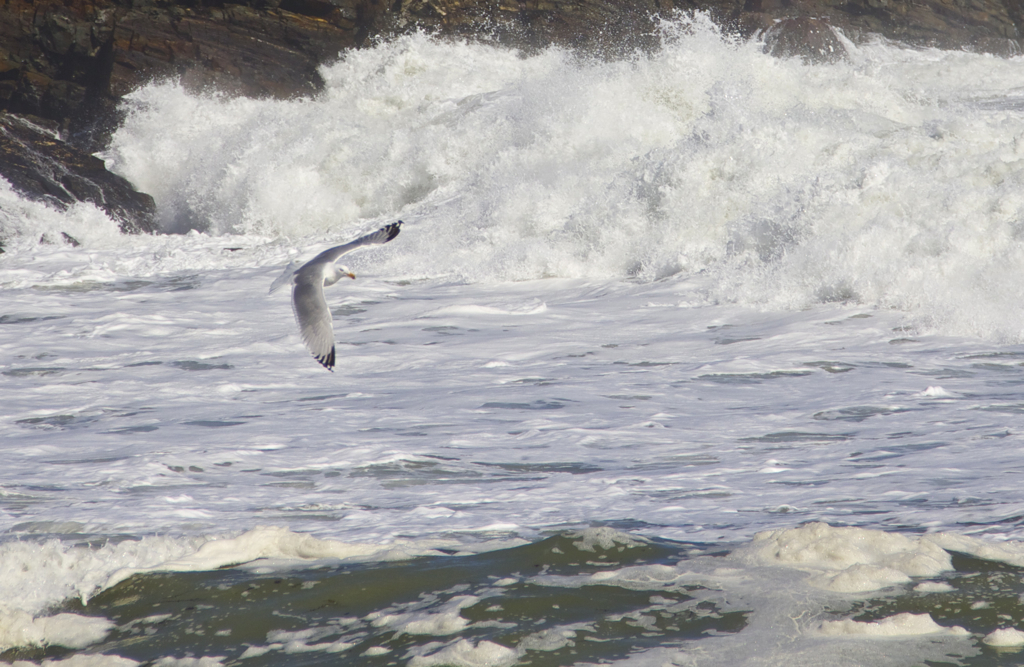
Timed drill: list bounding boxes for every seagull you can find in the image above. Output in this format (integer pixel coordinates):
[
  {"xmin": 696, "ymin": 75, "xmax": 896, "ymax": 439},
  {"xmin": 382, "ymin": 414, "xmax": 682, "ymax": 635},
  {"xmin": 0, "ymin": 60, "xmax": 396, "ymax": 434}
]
[{"xmin": 270, "ymin": 221, "xmax": 402, "ymax": 370}]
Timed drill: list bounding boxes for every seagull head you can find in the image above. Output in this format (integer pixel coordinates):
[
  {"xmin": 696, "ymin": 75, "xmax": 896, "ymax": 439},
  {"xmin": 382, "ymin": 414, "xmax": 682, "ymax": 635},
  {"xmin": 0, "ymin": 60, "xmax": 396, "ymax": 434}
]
[{"xmin": 340, "ymin": 266, "xmax": 356, "ymax": 279}]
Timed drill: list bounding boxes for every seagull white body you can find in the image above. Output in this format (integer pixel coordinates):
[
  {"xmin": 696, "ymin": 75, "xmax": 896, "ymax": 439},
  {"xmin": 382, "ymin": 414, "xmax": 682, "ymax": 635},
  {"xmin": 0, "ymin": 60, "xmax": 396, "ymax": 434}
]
[{"xmin": 270, "ymin": 221, "xmax": 401, "ymax": 370}]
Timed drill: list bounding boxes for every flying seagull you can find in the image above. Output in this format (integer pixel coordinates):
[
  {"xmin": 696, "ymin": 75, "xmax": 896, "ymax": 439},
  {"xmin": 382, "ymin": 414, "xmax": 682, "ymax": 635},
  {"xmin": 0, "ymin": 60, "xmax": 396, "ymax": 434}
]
[{"xmin": 270, "ymin": 221, "xmax": 402, "ymax": 370}]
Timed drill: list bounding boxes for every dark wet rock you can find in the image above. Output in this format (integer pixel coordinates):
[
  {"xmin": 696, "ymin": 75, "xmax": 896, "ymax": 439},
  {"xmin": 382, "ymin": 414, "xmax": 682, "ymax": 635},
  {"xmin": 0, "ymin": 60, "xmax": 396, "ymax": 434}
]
[
  {"xmin": 379, "ymin": 0, "xmax": 676, "ymax": 55},
  {"xmin": 0, "ymin": 112, "xmax": 157, "ymax": 234},
  {"xmin": 739, "ymin": 0, "xmax": 1021, "ymax": 54},
  {"xmin": 0, "ymin": 0, "xmax": 389, "ymax": 235},
  {"xmin": 0, "ymin": 0, "xmax": 390, "ymax": 153},
  {"xmin": 38, "ymin": 231, "xmax": 83, "ymax": 246},
  {"xmin": 763, "ymin": 17, "xmax": 847, "ymax": 63},
  {"xmin": 381, "ymin": 0, "xmax": 1024, "ymax": 55}
]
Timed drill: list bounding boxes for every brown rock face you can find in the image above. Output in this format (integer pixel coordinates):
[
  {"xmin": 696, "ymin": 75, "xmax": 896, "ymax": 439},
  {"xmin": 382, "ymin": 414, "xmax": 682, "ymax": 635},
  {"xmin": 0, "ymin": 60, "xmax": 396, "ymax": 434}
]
[
  {"xmin": 382, "ymin": 0, "xmax": 675, "ymax": 54},
  {"xmin": 381, "ymin": 0, "xmax": 1024, "ymax": 55},
  {"xmin": 0, "ymin": 0, "xmax": 389, "ymax": 151},
  {"xmin": 0, "ymin": 0, "xmax": 387, "ymax": 235},
  {"xmin": 763, "ymin": 17, "xmax": 847, "ymax": 63},
  {"xmin": 0, "ymin": 112, "xmax": 157, "ymax": 233},
  {"xmin": 740, "ymin": 0, "xmax": 1021, "ymax": 55}
]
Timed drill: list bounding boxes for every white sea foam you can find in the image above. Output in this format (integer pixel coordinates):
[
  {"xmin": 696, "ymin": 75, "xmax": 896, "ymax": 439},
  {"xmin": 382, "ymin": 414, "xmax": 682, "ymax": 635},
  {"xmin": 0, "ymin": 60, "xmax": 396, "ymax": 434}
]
[
  {"xmin": 407, "ymin": 638, "xmax": 519, "ymax": 667},
  {"xmin": 10, "ymin": 656, "xmax": 141, "ymax": 667},
  {"xmin": 266, "ymin": 627, "xmax": 356, "ymax": 654},
  {"xmin": 517, "ymin": 624, "xmax": 593, "ymax": 652},
  {"xmin": 734, "ymin": 522, "xmax": 952, "ymax": 592},
  {"xmin": 914, "ymin": 581, "xmax": 955, "ymax": 593},
  {"xmin": 368, "ymin": 595, "xmax": 479, "ymax": 636},
  {"xmin": 0, "ymin": 611, "xmax": 114, "ymax": 651},
  {"xmin": 8, "ymin": 23, "xmax": 1024, "ymax": 339},
  {"xmin": 0, "ymin": 522, "xmax": 999, "ymax": 664},
  {"xmin": 928, "ymin": 531, "xmax": 1024, "ymax": 568},
  {"xmin": 570, "ymin": 526, "xmax": 649, "ymax": 552},
  {"xmin": 546, "ymin": 525, "xmax": 955, "ymax": 597},
  {"xmin": 818, "ymin": 612, "xmax": 968, "ymax": 637},
  {"xmin": 241, "ymin": 619, "xmax": 364, "ymax": 657},
  {"xmin": 104, "ymin": 525, "xmax": 461, "ymax": 588},
  {"xmin": 0, "ymin": 179, "xmax": 123, "ymax": 252},
  {"xmin": 7, "ymin": 19, "xmax": 1024, "ymax": 667},
  {"xmin": 0, "ymin": 527, "xmax": 500, "ymax": 652},
  {"xmin": 919, "ymin": 385, "xmax": 955, "ymax": 398},
  {"xmin": 87, "ymin": 21, "xmax": 1024, "ymax": 340},
  {"xmin": 0, "ymin": 533, "xmax": 207, "ymax": 651},
  {"xmin": 983, "ymin": 627, "xmax": 1024, "ymax": 647}
]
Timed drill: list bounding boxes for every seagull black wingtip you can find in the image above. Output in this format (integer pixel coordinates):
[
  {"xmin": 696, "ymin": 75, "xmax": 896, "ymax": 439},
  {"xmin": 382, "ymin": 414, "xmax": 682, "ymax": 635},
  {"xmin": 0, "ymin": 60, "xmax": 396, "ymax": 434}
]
[
  {"xmin": 316, "ymin": 346, "xmax": 336, "ymax": 371},
  {"xmin": 385, "ymin": 221, "xmax": 402, "ymax": 242}
]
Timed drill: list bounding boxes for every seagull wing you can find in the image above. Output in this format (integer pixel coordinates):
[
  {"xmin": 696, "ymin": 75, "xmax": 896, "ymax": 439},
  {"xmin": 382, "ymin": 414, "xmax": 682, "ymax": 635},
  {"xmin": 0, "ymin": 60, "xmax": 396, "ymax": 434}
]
[
  {"xmin": 292, "ymin": 278, "xmax": 336, "ymax": 370},
  {"xmin": 312, "ymin": 220, "xmax": 402, "ymax": 265}
]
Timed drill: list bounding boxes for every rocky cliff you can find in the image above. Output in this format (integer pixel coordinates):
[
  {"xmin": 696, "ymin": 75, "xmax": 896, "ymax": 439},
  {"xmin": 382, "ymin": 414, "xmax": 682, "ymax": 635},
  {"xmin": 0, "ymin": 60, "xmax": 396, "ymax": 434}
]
[{"xmin": 0, "ymin": 0, "xmax": 1021, "ymax": 235}]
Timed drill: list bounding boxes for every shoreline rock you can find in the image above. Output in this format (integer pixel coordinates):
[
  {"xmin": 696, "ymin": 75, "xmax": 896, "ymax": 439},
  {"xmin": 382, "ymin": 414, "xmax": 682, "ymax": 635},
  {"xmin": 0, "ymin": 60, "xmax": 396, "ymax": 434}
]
[
  {"xmin": 0, "ymin": 0, "xmax": 388, "ymax": 237},
  {"xmin": 0, "ymin": 112, "xmax": 157, "ymax": 234},
  {"xmin": 762, "ymin": 17, "xmax": 848, "ymax": 64}
]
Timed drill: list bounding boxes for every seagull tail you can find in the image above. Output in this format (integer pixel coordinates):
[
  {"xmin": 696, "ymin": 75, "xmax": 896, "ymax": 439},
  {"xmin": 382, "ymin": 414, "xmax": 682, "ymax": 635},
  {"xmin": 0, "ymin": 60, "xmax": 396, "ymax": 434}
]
[{"xmin": 269, "ymin": 260, "xmax": 302, "ymax": 294}]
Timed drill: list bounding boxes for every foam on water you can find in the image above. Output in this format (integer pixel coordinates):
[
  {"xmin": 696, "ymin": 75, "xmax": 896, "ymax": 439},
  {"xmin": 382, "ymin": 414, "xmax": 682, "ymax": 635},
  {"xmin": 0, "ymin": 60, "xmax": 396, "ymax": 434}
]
[
  {"xmin": 0, "ymin": 535, "xmax": 202, "ymax": 653},
  {"xmin": 5, "ymin": 19, "xmax": 1024, "ymax": 339},
  {"xmin": 0, "ymin": 526, "xmax": 512, "ymax": 653},
  {"xmin": 407, "ymin": 639, "xmax": 518, "ymax": 667},
  {"xmin": 0, "ymin": 180, "xmax": 123, "ymax": 253},
  {"xmin": 818, "ymin": 613, "xmax": 968, "ymax": 637},
  {"xmin": 102, "ymin": 525, "xmax": 490, "ymax": 588},
  {"xmin": 983, "ymin": 627, "xmax": 1024, "ymax": 646},
  {"xmin": 3, "ymin": 523, "xmax": 1015, "ymax": 664},
  {"xmin": 8, "ymin": 15, "xmax": 1024, "ymax": 666},
  {"xmin": 10, "ymin": 657, "xmax": 142, "ymax": 667},
  {"xmin": 735, "ymin": 522, "xmax": 952, "ymax": 592},
  {"xmin": 85, "ymin": 18, "xmax": 1024, "ymax": 339}
]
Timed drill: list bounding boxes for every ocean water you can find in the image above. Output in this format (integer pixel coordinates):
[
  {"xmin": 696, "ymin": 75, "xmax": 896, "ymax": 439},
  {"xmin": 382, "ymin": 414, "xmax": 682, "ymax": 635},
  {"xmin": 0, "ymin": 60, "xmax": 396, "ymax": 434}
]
[{"xmin": 8, "ymin": 14, "xmax": 1024, "ymax": 665}]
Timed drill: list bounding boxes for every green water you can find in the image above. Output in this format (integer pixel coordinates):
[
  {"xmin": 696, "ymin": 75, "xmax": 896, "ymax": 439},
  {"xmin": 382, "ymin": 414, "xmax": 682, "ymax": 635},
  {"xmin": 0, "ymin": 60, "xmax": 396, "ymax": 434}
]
[
  {"xmin": 8, "ymin": 533, "xmax": 1024, "ymax": 666},
  {"xmin": 1, "ymin": 533, "xmax": 742, "ymax": 666},
  {"xmin": 849, "ymin": 551, "xmax": 1024, "ymax": 667}
]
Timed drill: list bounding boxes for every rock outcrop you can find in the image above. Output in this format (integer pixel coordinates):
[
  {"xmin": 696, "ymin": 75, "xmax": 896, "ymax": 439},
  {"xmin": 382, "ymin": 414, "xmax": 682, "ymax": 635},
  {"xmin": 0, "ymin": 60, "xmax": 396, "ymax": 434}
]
[
  {"xmin": 0, "ymin": 0, "xmax": 390, "ymax": 152},
  {"xmin": 380, "ymin": 0, "xmax": 1022, "ymax": 56},
  {"xmin": 0, "ymin": 112, "xmax": 156, "ymax": 233},
  {"xmin": 0, "ymin": 0, "xmax": 389, "ymax": 235},
  {"xmin": 762, "ymin": 17, "xmax": 848, "ymax": 63}
]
